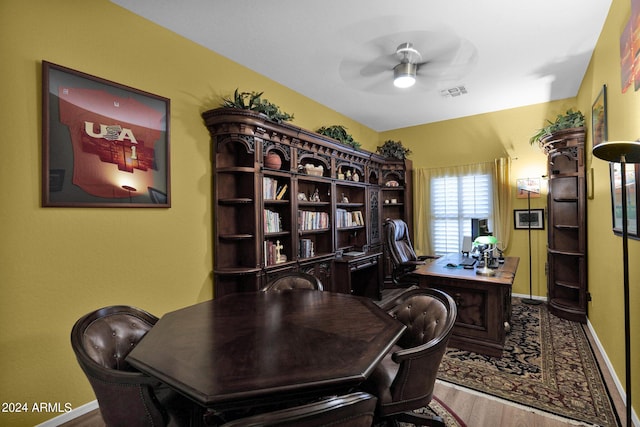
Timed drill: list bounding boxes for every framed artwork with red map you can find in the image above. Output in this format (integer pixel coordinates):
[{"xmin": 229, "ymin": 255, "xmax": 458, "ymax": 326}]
[{"xmin": 42, "ymin": 61, "xmax": 170, "ymax": 207}]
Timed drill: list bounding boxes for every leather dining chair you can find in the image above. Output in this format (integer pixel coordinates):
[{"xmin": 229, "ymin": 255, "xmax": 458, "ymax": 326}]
[
  {"xmin": 261, "ymin": 271, "xmax": 323, "ymax": 291},
  {"xmin": 361, "ymin": 288, "xmax": 457, "ymax": 427},
  {"xmin": 217, "ymin": 392, "xmax": 377, "ymax": 427},
  {"xmin": 71, "ymin": 305, "xmax": 200, "ymax": 427},
  {"xmin": 384, "ymin": 218, "xmax": 438, "ymax": 285}
]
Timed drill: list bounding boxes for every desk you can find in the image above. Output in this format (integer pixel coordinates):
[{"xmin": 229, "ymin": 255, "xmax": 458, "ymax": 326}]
[
  {"xmin": 332, "ymin": 251, "xmax": 383, "ymax": 299},
  {"xmin": 411, "ymin": 253, "xmax": 519, "ymax": 357},
  {"xmin": 126, "ymin": 291, "xmax": 405, "ymax": 412}
]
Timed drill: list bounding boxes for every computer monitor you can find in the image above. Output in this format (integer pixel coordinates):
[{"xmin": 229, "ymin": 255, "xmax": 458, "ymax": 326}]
[{"xmin": 471, "ymin": 218, "xmax": 490, "ymax": 241}]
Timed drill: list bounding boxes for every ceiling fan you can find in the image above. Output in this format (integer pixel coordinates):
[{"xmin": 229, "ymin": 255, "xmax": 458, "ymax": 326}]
[{"xmin": 339, "ymin": 30, "xmax": 478, "ymax": 94}]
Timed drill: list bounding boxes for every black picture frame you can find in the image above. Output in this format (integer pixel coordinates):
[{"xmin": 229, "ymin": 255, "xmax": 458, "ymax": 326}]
[
  {"xmin": 514, "ymin": 209, "xmax": 545, "ymax": 230},
  {"xmin": 42, "ymin": 61, "xmax": 170, "ymax": 207},
  {"xmin": 609, "ymin": 162, "xmax": 639, "ymax": 237},
  {"xmin": 592, "ymin": 84, "xmax": 607, "ymax": 149}
]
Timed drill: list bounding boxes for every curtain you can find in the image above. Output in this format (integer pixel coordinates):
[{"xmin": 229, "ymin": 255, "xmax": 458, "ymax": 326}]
[{"xmin": 413, "ymin": 158, "xmax": 512, "ymax": 255}]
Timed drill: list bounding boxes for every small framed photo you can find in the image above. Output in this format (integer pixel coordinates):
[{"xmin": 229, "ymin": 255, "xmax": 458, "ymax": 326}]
[
  {"xmin": 42, "ymin": 61, "xmax": 170, "ymax": 207},
  {"xmin": 514, "ymin": 209, "xmax": 545, "ymax": 230}
]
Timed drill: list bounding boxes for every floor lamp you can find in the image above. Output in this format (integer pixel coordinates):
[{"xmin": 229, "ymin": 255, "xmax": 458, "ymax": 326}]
[
  {"xmin": 522, "ymin": 185, "xmax": 542, "ymax": 306},
  {"xmin": 593, "ymin": 140, "xmax": 640, "ymax": 427}
]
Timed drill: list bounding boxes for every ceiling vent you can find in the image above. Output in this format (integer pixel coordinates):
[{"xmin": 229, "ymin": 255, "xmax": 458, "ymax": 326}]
[{"xmin": 440, "ymin": 86, "xmax": 468, "ymax": 98}]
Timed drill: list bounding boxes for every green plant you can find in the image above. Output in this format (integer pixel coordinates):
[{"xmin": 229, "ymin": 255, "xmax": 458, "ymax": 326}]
[
  {"xmin": 222, "ymin": 89, "xmax": 294, "ymax": 123},
  {"xmin": 316, "ymin": 125, "xmax": 361, "ymax": 149},
  {"xmin": 529, "ymin": 109, "xmax": 585, "ymax": 145},
  {"xmin": 376, "ymin": 140, "xmax": 412, "ymax": 159}
]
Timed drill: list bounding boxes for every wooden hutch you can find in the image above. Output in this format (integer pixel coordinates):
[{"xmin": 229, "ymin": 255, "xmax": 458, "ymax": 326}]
[
  {"xmin": 541, "ymin": 127, "xmax": 588, "ymax": 322},
  {"xmin": 202, "ymin": 108, "xmax": 413, "ymax": 298}
]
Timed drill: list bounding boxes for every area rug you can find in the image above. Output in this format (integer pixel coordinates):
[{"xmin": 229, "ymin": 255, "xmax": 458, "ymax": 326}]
[
  {"xmin": 437, "ymin": 298, "xmax": 619, "ymax": 426},
  {"xmin": 392, "ymin": 396, "xmax": 466, "ymax": 427}
]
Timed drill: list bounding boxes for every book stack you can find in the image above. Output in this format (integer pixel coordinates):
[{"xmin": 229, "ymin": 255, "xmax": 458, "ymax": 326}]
[
  {"xmin": 264, "ymin": 209, "xmax": 282, "ymax": 233},
  {"xmin": 298, "ymin": 210, "xmax": 329, "ymax": 231},
  {"xmin": 263, "ymin": 177, "xmax": 287, "ymax": 200},
  {"xmin": 336, "ymin": 209, "xmax": 364, "ymax": 228},
  {"xmin": 264, "ymin": 240, "xmax": 284, "ymax": 265},
  {"xmin": 299, "ymin": 238, "xmax": 315, "ymax": 258}
]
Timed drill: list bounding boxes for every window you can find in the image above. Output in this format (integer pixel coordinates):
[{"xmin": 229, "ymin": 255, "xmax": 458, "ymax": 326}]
[{"xmin": 431, "ymin": 173, "xmax": 492, "ymax": 255}]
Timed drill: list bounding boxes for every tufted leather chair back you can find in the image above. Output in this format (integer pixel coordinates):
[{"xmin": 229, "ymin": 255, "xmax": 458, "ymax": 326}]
[
  {"xmin": 71, "ymin": 306, "xmax": 168, "ymax": 427},
  {"xmin": 385, "ymin": 218, "xmax": 419, "ymax": 266},
  {"xmin": 218, "ymin": 392, "xmax": 377, "ymax": 427},
  {"xmin": 81, "ymin": 307, "xmax": 156, "ymax": 371},
  {"xmin": 261, "ymin": 271, "xmax": 323, "ymax": 291},
  {"xmin": 361, "ymin": 288, "xmax": 456, "ymax": 425}
]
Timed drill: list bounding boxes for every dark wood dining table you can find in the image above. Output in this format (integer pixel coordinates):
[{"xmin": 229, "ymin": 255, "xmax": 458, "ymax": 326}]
[{"xmin": 126, "ymin": 290, "xmax": 405, "ymax": 412}]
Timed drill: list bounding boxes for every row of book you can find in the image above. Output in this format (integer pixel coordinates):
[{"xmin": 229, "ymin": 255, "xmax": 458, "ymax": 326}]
[
  {"xmin": 264, "ymin": 209, "xmax": 282, "ymax": 233},
  {"xmin": 264, "ymin": 240, "xmax": 285, "ymax": 266},
  {"xmin": 299, "ymin": 238, "xmax": 315, "ymax": 258},
  {"xmin": 263, "ymin": 177, "xmax": 287, "ymax": 200},
  {"xmin": 298, "ymin": 210, "xmax": 330, "ymax": 231},
  {"xmin": 336, "ymin": 209, "xmax": 364, "ymax": 228}
]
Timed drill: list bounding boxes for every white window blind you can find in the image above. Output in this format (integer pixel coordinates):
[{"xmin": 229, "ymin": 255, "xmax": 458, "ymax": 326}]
[{"xmin": 431, "ymin": 173, "xmax": 492, "ymax": 255}]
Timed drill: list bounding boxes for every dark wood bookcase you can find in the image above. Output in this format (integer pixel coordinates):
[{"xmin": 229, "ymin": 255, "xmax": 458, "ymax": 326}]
[
  {"xmin": 202, "ymin": 108, "xmax": 413, "ymax": 297},
  {"xmin": 541, "ymin": 127, "xmax": 588, "ymax": 323}
]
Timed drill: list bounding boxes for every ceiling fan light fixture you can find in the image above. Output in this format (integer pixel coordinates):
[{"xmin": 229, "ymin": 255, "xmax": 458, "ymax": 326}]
[{"xmin": 393, "ymin": 62, "xmax": 417, "ymax": 88}]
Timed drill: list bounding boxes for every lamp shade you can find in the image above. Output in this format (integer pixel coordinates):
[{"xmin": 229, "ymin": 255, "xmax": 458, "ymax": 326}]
[
  {"xmin": 473, "ymin": 235, "xmax": 497, "ymax": 246},
  {"xmin": 592, "ymin": 140, "xmax": 640, "ymax": 163},
  {"xmin": 393, "ymin": 62, "xmax": 417, "ymax": 88}
]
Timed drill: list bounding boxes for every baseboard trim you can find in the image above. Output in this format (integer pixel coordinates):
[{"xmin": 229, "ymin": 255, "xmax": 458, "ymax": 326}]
[
  {"xmin": 35, "ymin": 400, "xmax": 98, "ymax": 427},
  {"xmin": 512, "ymin": 292, "xmax": 547, "ymax": 302},
  {"xmin": 586, "ymin": 319, "xmax": 639, "ymax": 427}
]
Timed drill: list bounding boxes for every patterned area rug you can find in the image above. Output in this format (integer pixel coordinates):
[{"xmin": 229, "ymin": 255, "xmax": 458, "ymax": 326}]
[
  {"xmin": 437, "ymin": 298, "xmax": 619, "ymax": 426},
  {"xmin": 391, "ymin": 396, "xmax": 466, "ymax": 427}
]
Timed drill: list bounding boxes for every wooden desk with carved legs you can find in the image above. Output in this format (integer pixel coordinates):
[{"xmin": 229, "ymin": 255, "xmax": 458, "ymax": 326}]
[{"xmin": 411, "ymin": 254, "xmax": 519, "ymax": 357}]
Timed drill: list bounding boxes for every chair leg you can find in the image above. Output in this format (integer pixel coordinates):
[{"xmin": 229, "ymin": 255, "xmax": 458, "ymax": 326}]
[{"xmin": 393, "ymin": 411, "xmax": 445, "ymax": 427}]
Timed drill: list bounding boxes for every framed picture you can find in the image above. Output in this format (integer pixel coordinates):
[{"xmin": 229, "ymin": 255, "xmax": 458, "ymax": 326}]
[
  {"xmin": 592, "ymin": 85, "xmax": 607, "ymax": 149},
  {"xmin": 609, "ymin": 162, "xmax": 639, "ymax": 236},
  {"xmin": 514, "ymin": 209, "xmax": 545, "ymax": 230},
  {"xmin": 516, "ymin": 178, "xmax": 541, "ymax": 198},
  {"xmin": 42, "ymin": 61, "xmax": 170, "ymax": 207}
]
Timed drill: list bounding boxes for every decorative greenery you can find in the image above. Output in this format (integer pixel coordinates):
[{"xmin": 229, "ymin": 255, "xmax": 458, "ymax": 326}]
[
  {"xmin": 376, "ymin": 140, "xmax": 412, "ymax": 159},
  {"xmin": 316, "ymin": 125, "xmax": 361, "ymax": 149},
  {"xmin": 529, "ymin": 109, "xmax": 585, "ymax": 145},
  {"xmin": 222, "ymin": 89, "xmax": 294, "ymax": 123}
]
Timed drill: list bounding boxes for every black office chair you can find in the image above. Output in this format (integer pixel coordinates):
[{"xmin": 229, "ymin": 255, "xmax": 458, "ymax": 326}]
[
  {"xmin": 218, "ymin": 392, "xmax": 377, "ymax": 427},
  {"xmin": 361, "ymin": 288, "xmax": 457, "ymax": 426},
  {"xmin": 384, "ymin": 218, "xmax": 437, "ymax": 285},
  {"xmin": 71, "ymin": 305, "xmax": 200, "ymax": 427},
  {"xmin": 261, "ymin": 271, "xmax": 323, "ymax": 291}
]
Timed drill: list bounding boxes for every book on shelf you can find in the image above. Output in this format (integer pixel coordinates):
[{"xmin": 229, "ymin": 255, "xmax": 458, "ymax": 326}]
[
  {"xmin": 336, "ymin": 209, "xmax": 364, "ymax": 227},
  {"xmin": 275, "ymin": 184, "xmax": 288, "ymax": 200},
  {"xmin": 299, "ymin": 238, "xmax": 315, "ymax": 258},
  {"xmin": 298, "ymin": 210, "xmax": 329, "ymax": 231},
  {"xmin": 264, "ymin": 240, "xmax": 286, "ymax": 266},
  {"xmin": 263, "ymin": 177, "xmax": 277, "ymax": 200},
  {"xmin": 263, "ymin": 209, "xmax": 282, "ymax": 233}
]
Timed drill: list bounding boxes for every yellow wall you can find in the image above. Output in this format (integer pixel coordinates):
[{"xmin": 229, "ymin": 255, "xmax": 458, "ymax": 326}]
[
  {"xmin": 1, "ymin": 0, "xmax": 637, "ymax": 425},
  {"xmin": 0, "ymin": 1, "xmax": 376, "ymax": 425}
]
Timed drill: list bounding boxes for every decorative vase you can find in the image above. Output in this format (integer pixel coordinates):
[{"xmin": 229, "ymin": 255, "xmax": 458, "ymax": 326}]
[{"xmin": 264, "ymin": 152, "xmax": 282, "ymax": 169}]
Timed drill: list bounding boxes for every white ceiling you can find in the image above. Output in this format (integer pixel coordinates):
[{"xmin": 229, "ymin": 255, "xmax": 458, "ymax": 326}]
[{"xmin": 111, "ymin": 0, "xmax": 612, "ymax": 132}]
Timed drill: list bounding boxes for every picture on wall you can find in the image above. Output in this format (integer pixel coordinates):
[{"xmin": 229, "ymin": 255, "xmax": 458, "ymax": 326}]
[
  {"xmin": 591, "ymin": 85, "xmax": 607, "ymax": 149},
  {"xmin": 610, "ymin": 162, "xmax": 639, "ymax": 236},
  {"xmin": 515, "ymin": 178, "xmax": 541, "ymax": 199},
  {"xmin": 42, "ymin": 61, "xmax": 171, "ymax": 207},
  {"xmin": 514, "ymin": 209, "xmax": 545, "ymax": 230}
]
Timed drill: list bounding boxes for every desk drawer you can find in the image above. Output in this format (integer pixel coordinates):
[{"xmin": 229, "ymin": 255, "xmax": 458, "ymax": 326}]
[{"xmin": 350, "ymin": 257, "xmax": 377, "ymax": 271}]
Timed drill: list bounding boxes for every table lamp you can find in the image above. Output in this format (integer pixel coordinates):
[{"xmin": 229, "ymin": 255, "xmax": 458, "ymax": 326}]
[
  {"xmin": 592, "ymin": 139, "xmax": 640, "ymax": 427},
  {"xmin": 474, "ymin": 235, "xmax": 497, "ymax": 276}
]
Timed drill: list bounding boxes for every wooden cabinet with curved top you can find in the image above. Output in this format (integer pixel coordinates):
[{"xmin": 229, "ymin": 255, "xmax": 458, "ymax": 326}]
[
  {"xmin": 202, "ymin": 108, "xmax": 413, "ymax": 298},
  {"xmin": 542, "ymin": 127, "xmax": 588, "ymax": 323}
]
